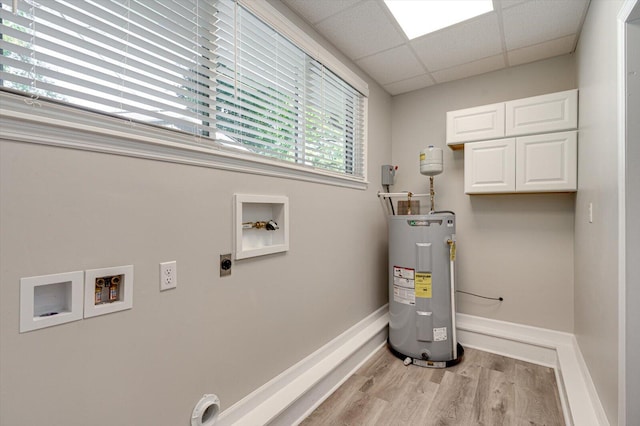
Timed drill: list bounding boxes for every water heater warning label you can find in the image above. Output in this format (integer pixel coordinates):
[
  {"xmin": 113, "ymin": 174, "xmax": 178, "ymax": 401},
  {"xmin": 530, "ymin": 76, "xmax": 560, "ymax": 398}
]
[
  {"xmin": 393, "ymin": 266, "xmax": 414, "ymax": 279},
  {"xmin": 415, "ymin": 273, "xmax": 432, "ymax": 298},
  {"xmin": 393, "ymin": 286, "xmax": 415, "ymax": 305},
  {"xmin": 393, "ymin": 266, "xmax": 415, "ymax": 305}
]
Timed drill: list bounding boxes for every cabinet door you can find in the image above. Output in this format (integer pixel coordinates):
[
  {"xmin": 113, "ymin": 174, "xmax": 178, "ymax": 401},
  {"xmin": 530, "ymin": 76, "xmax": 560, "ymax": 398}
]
[
  {"xmin": 516, "ymin": 131, "xmax": 577, "ymax": 192},
  {"xmin": 464, "ymin": 139, "xmax": 516, "ymax": 194},
  {"xmin": 446, "ymin": 102, "xmax": 505, "ymax": 146},
  {"xmin": 505, "ymin": 89, "xmax": 577, "ymax": 136}
]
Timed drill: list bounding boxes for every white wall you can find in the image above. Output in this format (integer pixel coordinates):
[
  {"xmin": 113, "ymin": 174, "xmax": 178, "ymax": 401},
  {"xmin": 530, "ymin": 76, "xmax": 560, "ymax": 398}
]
[
  {"xmin": 391, "ymin": 55, "xmax": 577, "ymax": 332},
  {"xmin": 574, "ymin": 1, "xmax": 625, "ymax": 424},
  {"xmin": 0, "ymin": 5, "xmax": 392, "ymax": 426}
]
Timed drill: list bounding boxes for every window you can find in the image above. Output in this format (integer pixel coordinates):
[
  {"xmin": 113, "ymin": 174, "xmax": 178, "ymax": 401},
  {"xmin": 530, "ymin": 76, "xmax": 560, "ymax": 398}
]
[
  {"xmin": 0, "ymin": 0, "xmax": 368, "ymax": 183},
  {"xmin": 215, "ymin": 0, "xmax": 365, "ymax": 178}
]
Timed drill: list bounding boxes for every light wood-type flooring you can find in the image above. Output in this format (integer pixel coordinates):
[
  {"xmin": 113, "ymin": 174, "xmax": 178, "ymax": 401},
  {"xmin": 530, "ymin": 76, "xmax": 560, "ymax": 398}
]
[{"xmin": 301, "ymin": 346, "xmax": 565, "ymax": 426}]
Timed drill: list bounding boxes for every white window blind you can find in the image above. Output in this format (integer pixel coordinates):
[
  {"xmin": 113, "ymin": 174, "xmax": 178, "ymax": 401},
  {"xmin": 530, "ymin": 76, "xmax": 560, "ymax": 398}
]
[
  {"xmin": 214, "ymin": 0, "xmax": 366, "ymax": 178},
  {"xmin": 0, "ymin": 0, "xmax": 217, "ymax": 139},
  {"xmin": 0, "ymin": 0, "xmax": 367, "ymax": 181}
]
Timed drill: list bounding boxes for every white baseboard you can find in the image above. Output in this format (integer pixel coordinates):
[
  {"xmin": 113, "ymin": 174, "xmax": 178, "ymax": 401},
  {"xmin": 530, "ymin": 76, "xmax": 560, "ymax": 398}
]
[
  {"xmin": 215, "ymin": 305, "xmax": 389, "ymax": 426},
  {"xmin": 456, "ymin": 313, "xmax": 609, "ymax": 426},
  {"xmin": 216, "ymin": 307, "xmax": 608, "ymax": 426}
]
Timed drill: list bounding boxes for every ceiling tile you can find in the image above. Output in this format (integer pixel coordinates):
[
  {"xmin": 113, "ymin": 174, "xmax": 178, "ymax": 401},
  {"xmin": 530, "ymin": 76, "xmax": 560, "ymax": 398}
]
[
  {"xmin": 356, "ymin": 46, "xmax": 424, "ymax": 85},
  {"xmin": 507, "ymin": 34, "xmax": 576, "ymax": 66},
  {"xmin": 502, "ymin": 0, "xmax": 589, "ymax": 50},
  {"xmin": 383, "ymin": 75, "xmax": 435, "ymax": 96},
  {"xmin": 315, "ymin": 1, "xmax": 405, "ymax": 60},
  {"xmin": 281, "ymin": 0, "xmax": 361, "ymax": 25},
  {"xmin": 411, "ymin": 12, "xmax": 503, "ymax": 71},
  {"xmin": 279, "ymin": 0, "xmax": 591, "ymax": 95},
  {"xmin": 431, "ymin": 54, "xmax": 506, "ymax": 84}
]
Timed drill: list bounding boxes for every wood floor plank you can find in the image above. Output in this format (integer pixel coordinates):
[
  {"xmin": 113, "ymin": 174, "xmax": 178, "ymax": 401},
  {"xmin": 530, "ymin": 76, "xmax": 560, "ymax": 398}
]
[
  {"xmin": 357, "ymin": 345, "xmax": 398, "ymax": 379},
  {"xmin": 468, "ymin": 367, "xmax": 515, "ymax": 426},
  {"xmin": 360, "ymin": 353, "xmax": 412, "ymax": 403},
  {"xmin": 339, "ymin": 391, "xmax": 389, "ymax": 425},
  {"xmin": 302, "ymin": 346, "xmax": 565, "ymax": 426},
  {"xmin": 373, "ymin": 372, "xmax": 439, "ymax": 425},
  {"xmin": 300, "ymin": 374, "xmax": 370, "ymax": 425},
  {"xmin": 422, "ymin": 370, "xmax": 479, "ymax": 426},
  {"xmin": 478, "ymin": 350, "xmax": 517, "ymax": 377},
  {"xmin": 514, "ymin": 361, "xmax": 565, "ymax": 426},
  {"xmin": 425, "ymin": 367, "xmax": 446, "ymax": 385},
  {"xmin": 447, "ymin": 347, "xmax": 483, "ymax": 381},
  {"xmin": 514, "ymin": 386, "xmax": 565, "ymax": 426}
]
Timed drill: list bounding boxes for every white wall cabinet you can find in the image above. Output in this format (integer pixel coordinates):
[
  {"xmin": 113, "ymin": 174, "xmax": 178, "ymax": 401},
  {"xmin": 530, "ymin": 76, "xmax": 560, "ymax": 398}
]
[
  {"xmin": 505, "ymin": 89, "xmax": 578, "ymax": 137},
  {"xmin": 446, "ymin": 103, "xmax": 505, "ymax": 145},
  {"xmin": 465, "ymin": 131, "xmax": 577, "ymax": 194},
  {"xmin": 516, "ymin": 131, "xmax": 577, "ymax": 192},
  {"xmin": 447, "ymin": 89, "xmax": 578, "ymax": 149},
  {"xmin": 464, "ymin": 138, "xmax": 516, "ymax": 193}
]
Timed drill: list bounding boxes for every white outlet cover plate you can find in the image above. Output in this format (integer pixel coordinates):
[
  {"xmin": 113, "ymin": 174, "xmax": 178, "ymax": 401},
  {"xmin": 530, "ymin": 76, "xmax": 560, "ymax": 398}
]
[
  {"xmin": 84, "ymin": 265, "xmax": 134, "ymax": 318},
  {"xmin": 160, "ymin": 261, "xmax": 177, "ymax": 291}
]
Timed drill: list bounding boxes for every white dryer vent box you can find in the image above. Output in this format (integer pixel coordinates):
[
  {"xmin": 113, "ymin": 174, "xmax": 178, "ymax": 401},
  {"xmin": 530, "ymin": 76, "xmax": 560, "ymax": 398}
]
[{"xmin": 20, "ymin": 271, "xmax": 84, "ymax": 333}]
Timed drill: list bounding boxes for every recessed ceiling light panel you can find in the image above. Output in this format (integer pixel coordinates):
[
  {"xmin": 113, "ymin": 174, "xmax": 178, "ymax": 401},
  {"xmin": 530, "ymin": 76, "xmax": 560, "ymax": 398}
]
[{"xmin": 384, "ymin": 0, "xmax": 494, "ymax": 39}]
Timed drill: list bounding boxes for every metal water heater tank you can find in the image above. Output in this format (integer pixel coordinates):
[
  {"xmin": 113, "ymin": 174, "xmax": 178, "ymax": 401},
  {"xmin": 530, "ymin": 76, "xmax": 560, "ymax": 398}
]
[{"xmin": 388, "ymin": 212, "xmax": 462, "ymax": 367}]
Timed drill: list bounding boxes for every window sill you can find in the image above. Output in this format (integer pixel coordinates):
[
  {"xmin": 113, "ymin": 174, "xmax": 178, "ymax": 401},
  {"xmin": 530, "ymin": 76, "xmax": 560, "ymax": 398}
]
[{"xmin": 0, "ymin": 93, "xmax": 368, "ymax": 190}]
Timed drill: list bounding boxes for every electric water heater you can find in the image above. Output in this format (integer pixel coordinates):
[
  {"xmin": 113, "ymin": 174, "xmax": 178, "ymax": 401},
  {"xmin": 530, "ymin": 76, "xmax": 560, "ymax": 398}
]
[{"xmin": 388, "ymin": 212, "xmax": 462, "ymax": 367}]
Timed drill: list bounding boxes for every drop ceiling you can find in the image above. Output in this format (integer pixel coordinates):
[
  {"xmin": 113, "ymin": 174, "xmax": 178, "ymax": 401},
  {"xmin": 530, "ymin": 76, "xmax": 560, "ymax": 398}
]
[{"xmin": 281, "ymin": 0, "xmax": 591, "ymax": 95}]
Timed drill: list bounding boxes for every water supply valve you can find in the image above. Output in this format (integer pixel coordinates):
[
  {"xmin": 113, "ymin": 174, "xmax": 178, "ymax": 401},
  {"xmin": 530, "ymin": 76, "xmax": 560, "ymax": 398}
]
[{"xmin": 242, "ymin": 220, "xmax": 279, "ymax": 230}]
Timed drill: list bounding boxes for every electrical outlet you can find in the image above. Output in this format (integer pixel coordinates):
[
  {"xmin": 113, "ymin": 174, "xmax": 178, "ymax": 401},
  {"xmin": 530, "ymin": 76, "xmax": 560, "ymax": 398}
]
[
  {"xmin": 160, "ymin": 261, "xmax": 177, "ymax": 291},
  {"xmin": 220, "ymin": 254, "xmax": 232, "ymax": 277}
]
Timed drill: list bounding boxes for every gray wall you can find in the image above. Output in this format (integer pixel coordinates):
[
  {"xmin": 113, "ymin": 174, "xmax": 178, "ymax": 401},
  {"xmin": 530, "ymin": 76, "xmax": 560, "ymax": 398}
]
[
  {"xmin": 624, "ymin": 9, "xmax": 640, "ymax": 424},
  {"xmin": 574, "ymin": 0, "xmax": 625, "ymax": 424},
  {"xmin": 0, "ymin": 6, "xmax": 392, "ymax": 426},
  {"xmin": 391, "ymin": 55, "xmax": 577, "ymax": 332}
]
